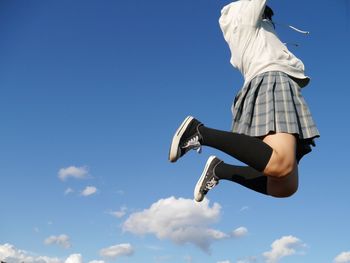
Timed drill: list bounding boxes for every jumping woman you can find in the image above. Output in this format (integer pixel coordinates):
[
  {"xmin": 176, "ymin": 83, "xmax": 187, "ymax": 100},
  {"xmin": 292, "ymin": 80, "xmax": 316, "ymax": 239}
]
[{"xmin": 169, "ymin": 0, "xmax": 320, "ymax": 202}]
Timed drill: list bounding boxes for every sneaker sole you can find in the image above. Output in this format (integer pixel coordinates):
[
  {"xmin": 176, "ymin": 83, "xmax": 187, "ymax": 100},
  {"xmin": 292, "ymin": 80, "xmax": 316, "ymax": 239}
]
[
  {"xmin": 194, "ymin": 155, "xmax": 217, "ymax": 202},
  {"xmin": 169, "ymin": 116, "xmax": 194, "ymax": 162}
]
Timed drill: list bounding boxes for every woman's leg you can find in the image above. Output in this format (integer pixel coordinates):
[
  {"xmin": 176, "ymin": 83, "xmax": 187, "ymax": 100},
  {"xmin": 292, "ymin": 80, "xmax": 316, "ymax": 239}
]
[
  {"xmin": 199, "ymin": 126, "xmax": 298, "ymax": 197},
  {"xmin": 199, "ymin": 125, "xmax": 273, "ymax": 172},
  {"xmin": 214, "ymin": 163, "xmax": 269, "ymax": 195},
  {"xmin": 263, "ymin": 133, "xmax": 298, "ymax": 197},
  {"xmin": 169, "ymin": 116, "xmax": 299, "ymax": 198}
]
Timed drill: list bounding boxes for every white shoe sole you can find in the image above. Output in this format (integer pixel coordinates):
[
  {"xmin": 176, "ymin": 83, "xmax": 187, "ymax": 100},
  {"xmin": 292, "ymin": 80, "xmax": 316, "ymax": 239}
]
[
  {"xmin": 169, "ymin": 116, "xmax": 194, "ymax": 162},
  {"xmin": 194, "ymin": 155, "xmax": 217, "ymax": 202}
]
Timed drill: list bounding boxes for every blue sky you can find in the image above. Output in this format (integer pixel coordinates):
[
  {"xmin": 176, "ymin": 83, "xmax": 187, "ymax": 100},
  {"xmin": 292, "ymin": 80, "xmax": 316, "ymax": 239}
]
[{"xmin": 1, "ymin": 0, "xmax": 350, "ymax": 262}]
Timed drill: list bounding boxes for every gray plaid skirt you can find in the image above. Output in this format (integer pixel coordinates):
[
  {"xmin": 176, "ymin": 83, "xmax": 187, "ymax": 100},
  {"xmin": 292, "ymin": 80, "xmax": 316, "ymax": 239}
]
[{"xmin": 232, "ymin": 71, "xmax": 320, "ymax": 161}]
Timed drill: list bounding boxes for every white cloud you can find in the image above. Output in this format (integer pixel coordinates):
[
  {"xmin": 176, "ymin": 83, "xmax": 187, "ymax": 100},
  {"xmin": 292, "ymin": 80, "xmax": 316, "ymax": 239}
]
[
  {"xmin": 0, "ymin": 243, "xmax": 61, "ymax": 263},
  {"xmin": 58, "ymin": 166, "xmax": 89, "ymax": 181},
  {"xmin": 263, "ymin": 236, "xmax": 306, "ymax": 263},
  {"xmin": 99, "ymin": 243, "xmax": 134, "ymax": 260},
  {"xmin": 123, "ymin": 196, "xmax": 228, "ymax": 252},
  {"xmin": 44, "ymin": 234, "xmax": 71, "ymax": 249},
  {"xmin": 36, "ymin": 257, "xmax": 62, "ymax": 263},
  {"xmin": 65, "ymin": 254, "xmax": 82, "ymax": 263},
  {"xmin": 109, "ymin": 206, "xmax": 127, "ymax": 218},
  {"xmin": 81, "ymin": 186, "xmax": 98, "ymax": 196},
  {"xmin": 334, "ymin": 251, "xmax": 350, "ymax": 263},
  {"xmin": 0, "ymin": 243, "xmax": 29, "ymax": 262},
  {"xmin": 217, "ymin": 260, "xmax": 231, "ymax": 263},
  {"xmin": 64, "ymin": 188, "xmax": 74, "ymax": 195},
  {"xmin": 232, "ymin": 227, "xmax": 248, "ymax": 238},
  {"xmin": 0, "ymin": 243, "xmax": 104, "ymax": 263}
]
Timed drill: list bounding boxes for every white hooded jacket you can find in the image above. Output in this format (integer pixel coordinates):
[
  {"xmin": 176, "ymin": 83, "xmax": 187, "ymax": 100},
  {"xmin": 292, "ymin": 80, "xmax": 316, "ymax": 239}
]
[{"xmin": 219, "ymin": 0, "xmax": 310, "ymax": 87}]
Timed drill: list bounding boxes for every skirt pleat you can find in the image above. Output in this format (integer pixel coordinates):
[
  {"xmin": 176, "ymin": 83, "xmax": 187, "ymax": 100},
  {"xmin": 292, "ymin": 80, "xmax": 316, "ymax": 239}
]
[{"xmin": 232, "ymin": 71, "xmax": 320, "ymax": 160}]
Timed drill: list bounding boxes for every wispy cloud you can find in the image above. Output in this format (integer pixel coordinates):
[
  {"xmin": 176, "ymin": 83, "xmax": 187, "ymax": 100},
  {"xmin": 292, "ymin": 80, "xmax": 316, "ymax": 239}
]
[
  {"xmin": 232, "ymin": 227, "xmax": 248, "ymax": 238},
  {"xmin": 123, "ymin": 196, "xmax": 229, "ymax": 252},
  {"xmin": 239, "ymin": 206, "xmax": 250, "ymax": 213},
  {"xmin": 44, "ymin": 234, "xmax": 71, "ymax": 249},
  {"xmin": 116, "ymin": 190, "xmax": 125, "ymax": 195},
  {"xmin": 145, "ymin": 245, "xmax": 163, "ymax": 251},
  {"xmin": 81, "ymin": 186, "xmax": 98, "ymax": 196},
  {"xmin": 58, "ymin": 166, "xmax": 89, "ymax": 181},
  {"xmin": 109, "ymin": 206, "xmax": 127, "ymax": 218},
  {"xmin": 64, "ymin": 188, "xmax": 74, "ymax": 195},
  {"xmin": 263, "ymin": 236, "xmax": 306, "ymax": 263},
  {"xmin": 99, "ymin": 243, "xmax": 134, "ymax": 260},
  {"xmin": 334, "ymin": 251, "xmax": 350, "ymax": 263}
]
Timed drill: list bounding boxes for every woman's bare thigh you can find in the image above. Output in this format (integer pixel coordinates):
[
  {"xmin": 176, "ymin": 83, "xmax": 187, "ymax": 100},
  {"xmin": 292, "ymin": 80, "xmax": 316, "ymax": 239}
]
[
  {"xmin": 262, "ymin": 133, "xmax": 297, "ymax": 177},
  {"xmin": 262, "ymin": 133, "xmax": 299, "ymax": 197}
]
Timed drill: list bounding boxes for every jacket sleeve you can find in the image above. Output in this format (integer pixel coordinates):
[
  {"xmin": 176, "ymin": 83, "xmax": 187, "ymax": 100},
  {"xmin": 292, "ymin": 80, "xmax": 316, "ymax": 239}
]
[{"xmin": 241, "ymin": 0, "xmax": 267, "ymax": 26}]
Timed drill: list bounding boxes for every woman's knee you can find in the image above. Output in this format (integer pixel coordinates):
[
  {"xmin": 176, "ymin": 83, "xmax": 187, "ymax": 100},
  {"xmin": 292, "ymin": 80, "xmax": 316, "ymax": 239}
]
[
  {"xmin": 267, "ymin": 169, "xmax": 299, "ymax": 198},
  {"xmin": 262, "ymin": 132, "xmax": 297, "ymax": 178},
  {"xmin": 264, "ymin": 151, "xmax": 296, "ymax": 178}
]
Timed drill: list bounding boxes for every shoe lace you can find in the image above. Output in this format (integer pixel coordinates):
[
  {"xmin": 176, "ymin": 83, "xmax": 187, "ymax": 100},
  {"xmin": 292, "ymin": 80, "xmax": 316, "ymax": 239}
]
[
  {"xmin": 182, "ymin": 135, "xmax": 202, "ymax": 153},
  {"xmin": 205, "ymin": 177, "xmax": 218, "ymax": 190}
]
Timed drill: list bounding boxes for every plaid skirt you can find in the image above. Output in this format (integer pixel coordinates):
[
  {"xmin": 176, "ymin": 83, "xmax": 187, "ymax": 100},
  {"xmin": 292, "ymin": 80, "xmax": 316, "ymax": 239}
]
[{"xmin": 232, "ymin": 71, "xmax": 320, "ymax": 161}]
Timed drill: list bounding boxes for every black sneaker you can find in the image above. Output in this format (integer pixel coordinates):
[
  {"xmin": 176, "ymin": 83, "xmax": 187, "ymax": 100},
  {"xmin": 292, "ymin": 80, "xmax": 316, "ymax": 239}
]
[
  {"xmin": 168, "ymin": 116, "xmax": 203, "ymax": 163},
  {"xmin": 194, "ymin": 156, "xmax": 221, "ymax": 202}
]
